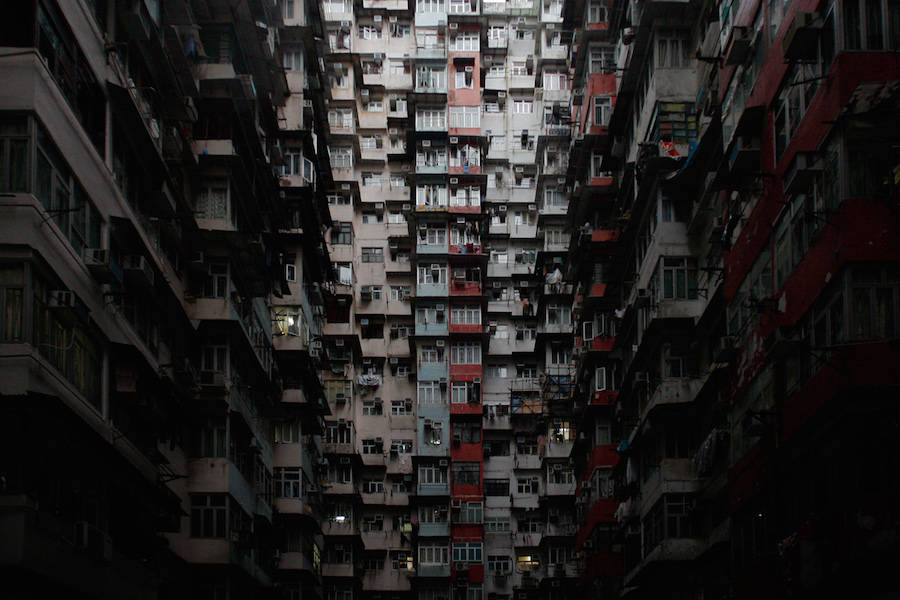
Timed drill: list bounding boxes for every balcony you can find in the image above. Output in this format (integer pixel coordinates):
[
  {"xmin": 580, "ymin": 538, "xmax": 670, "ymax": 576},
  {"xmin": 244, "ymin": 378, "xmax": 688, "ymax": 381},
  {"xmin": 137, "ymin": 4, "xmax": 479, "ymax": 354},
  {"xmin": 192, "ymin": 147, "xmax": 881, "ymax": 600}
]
[
  {"xmin": 418, "ymin": 522, "xmax": 451, "ymax": 537},
  {"xmin": 417, "ymin": 360, "xmax": 450, "ymax": 381},
  {"xmin": 514, "ymin": 531, "xmax": 543, "ymax": 547},
  {"xmin": 322, "ymin": 563, "xmax": 356, "ymax": 578},
  {"xmin": 277, "ymin": 550, "xmax": 319, "ymax": 577},
  {"xmin": 416, "ymin": 320, "xmax": 449, "ymax": 336},
  {"xmin": 636, "ymin": 375, "xmax": 708, "ymax": 425},
  {"xmin": 448, "ymin": 243, "xmax": 482, "ymax": 255},
  {"xmin": 417, "ymin": 241, "xmax": 449, "ymax": 255},
  {"xmin": 416, "ymin": 282, "xmax": 450, "ymax": 297},
  {"xmin": 417, "ymin": 481, "xmax": 451, "ymax": 496},
  {"xmin": 417, "ymin": 564, "xmax": 452, "ymax": 577},
  {"xmin": 450, "ymin": 280, "xmax": 482, "ymax": 296}
]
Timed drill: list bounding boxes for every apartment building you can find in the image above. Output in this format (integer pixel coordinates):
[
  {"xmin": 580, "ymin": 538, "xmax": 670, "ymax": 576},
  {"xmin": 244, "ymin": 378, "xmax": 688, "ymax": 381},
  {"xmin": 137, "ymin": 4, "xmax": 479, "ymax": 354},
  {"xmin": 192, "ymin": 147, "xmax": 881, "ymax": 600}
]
[
  {"xmin": 0, "ymin": 1, "xmax": 333, "ymax": 599},
  {"xmin": 317, "ymin": 0, "xmax": 581, "ymax": 597},
  {"xmin": 566, "ymin": 0, "xmax": 900, "ymax": 599}
]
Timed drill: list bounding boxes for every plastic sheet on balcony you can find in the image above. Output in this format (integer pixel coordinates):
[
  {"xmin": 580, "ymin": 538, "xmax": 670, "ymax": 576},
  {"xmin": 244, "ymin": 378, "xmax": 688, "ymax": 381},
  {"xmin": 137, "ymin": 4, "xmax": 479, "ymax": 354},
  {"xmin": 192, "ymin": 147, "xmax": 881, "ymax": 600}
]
[{"xmin": 357, "ymin": 374, "xmax": 382, "ymax": 387}]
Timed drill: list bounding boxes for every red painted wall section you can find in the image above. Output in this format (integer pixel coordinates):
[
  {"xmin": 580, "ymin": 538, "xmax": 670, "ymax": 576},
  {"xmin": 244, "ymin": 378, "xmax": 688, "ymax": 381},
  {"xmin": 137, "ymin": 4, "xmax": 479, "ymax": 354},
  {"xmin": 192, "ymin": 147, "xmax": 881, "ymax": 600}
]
[
  {"xmin": 580, "ymin": 553, "xmax": 624, "ymax": 583},
  {"xmin": 450, "ymin": 365, "xmax": 482, "ymax": 379},
  {"xmin": 575, "ymin": 498, "xmax": 618, "ymax": 547},
  {"xmin": 730, "ymin": 197, "xmax": 900, "ymax": 391},
  {"xmin": 782, "ymin": 341, "xmax": 900, "ymax": 438},
  {"xmin": 725, "ymin": 52, "xmax": 900, "ymax": 302}
]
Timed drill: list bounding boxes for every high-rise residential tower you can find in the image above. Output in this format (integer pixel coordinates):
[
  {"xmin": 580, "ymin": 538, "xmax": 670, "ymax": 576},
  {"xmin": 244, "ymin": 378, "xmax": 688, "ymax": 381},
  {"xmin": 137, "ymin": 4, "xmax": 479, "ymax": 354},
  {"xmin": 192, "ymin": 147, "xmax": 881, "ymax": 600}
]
[{"xmin": 317, "ymin": 0, "xmax": 580, "ymax": 599}]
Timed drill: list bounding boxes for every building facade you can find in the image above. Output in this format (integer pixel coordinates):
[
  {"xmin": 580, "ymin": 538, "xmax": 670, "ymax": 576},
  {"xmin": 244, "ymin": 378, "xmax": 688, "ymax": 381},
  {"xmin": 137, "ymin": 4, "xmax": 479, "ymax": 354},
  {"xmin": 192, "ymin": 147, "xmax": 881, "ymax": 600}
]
[
  {"xmin": 566, "ymin": 0, "xmax": 900, "ymax": 599},
  {"xmin": 0, "ymin": 1, "xmax": 334, "ymax": 599},
  {"xmin": 316, "ymin": 0, "xmax": 581, "ymax": 599}
]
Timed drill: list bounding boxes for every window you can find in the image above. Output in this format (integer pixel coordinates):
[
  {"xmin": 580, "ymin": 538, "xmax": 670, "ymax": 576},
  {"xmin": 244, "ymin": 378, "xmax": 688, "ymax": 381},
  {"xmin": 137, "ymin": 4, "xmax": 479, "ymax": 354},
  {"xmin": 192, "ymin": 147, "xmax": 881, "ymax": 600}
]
[
  {"xmin": 842, "ymin": 0, "xmax": 900, "ymax": 50},
  {"xmin": 550, "ymin": 419, "xmax": 573, "ymax": 443},
  {"xmin": 456, "ymin": 501, "xmax": 483, "ymax": 523},
  {"xmin": 452, "ymin": 462, "xmax": 480, "ymax": 485},
  {"xmin": 362, "ymin": 439, "xmax": 384, "ymax": 455},
  {"xmin": 661, "ymin": 257, "xmax": 699, "ymax": 300},
  {"xmin": 517, "ymin": 555, "xmax": 540, "ymax": 571},
  {"xmin": 362, "ymin": 479, "xmax": 384, "ymax": 494},
  {"xmin": 589, "ymin": 46, "xmax": 615, "ymax": 73},
  {"xmin": 484, "ymin": 478, "xmax": 509, "ymax": 496},
  {"xmin": 361, "ymin": 247, "xmax": 384, "ymax": 263},
  {"xmin": 194, "ymin": 418, "xmax": 226, "ymax": 457},
  {"xmin": 419, "ymin": 464, "xmax": 448, "ymax": 484},
  {"xmin": 329, "ymin": 146, "xmax": 353, "ymax": 168},
  {"xmin": 417, "ymin": 184, "xmax": 448, "ymax": 207},
  {"xmin": 774, "ymin": 59, "xmax": 824, "ymax": 156},
  {"xmin": 330, "ymin": 222, "xmax": 352, "ymax": 245},
  {"xmin": 454, "ymin": 66, "xmax": 475, "ymax": 89},
  {"xmin": 451, "ymin": 342, "xmax": 481, "ymax": 364},
  {"xmin": 196, "ymin": 178, "xmax": 228, "ymax": 220},
  {"xmin": 513, "ymin": 99, "xmax": 534, "ymax": 114},
  {"xmin": 0, "ymin": 116, "xmax": 29, "ymax": 192},
  {"xmin": 419, "ymin": 544, "xmax": 449, "ymax": 564},
  {"xmin": 450, "ymin": 32, "xmax": 480, "ymax": 51},
  {"xmin": 417, "ymin": 0, "xmax": 445, "ymax": 12},
  {"xmin": 420, "ymin": 505, "xmax": 450, "ymax": 523},
  {"xmin": 418, "ymin": 264, "xmax": 448, "ymax": 284},
  {"xmin": 283, "ymin": 0, "xmax": 296, "ymax": 18},
  {"xmin": 362, "ymin": 399, "xmax": 383, "ymax": 415},
  {"xmin": 359, "ymin": 24, "xmax": 381, "ymax": 39},
  {"xmin": 276, "ymin": 468, "xmax": 303, "ymax": 498},
  {"xmin": 202, "ymin": 261, "xmax": 229, "ymax": 298},
  {"xmin": 451, "ymin": 305, "xmax": 481, "ymax": 325},
  {"xmin": 450, "ymin": 106, "xmax": 480, "ymax": 128},
  {"xmin": 283, "ymin": 49, "xmax": 302, "ymax": 71},
  {"xmin": 452, "ymin": 542, "xmax": 483, "ymax": 562},
  {"xmin": 588, "ymin": 0, "xmax": 607, "ymax": 21},
  {"xmin": 847, "ymin": 265, "xmax": 900, "ymax": 341},
  {"xmin": 362, "ymin": 514, "xmax": 384, "ymax": 531},
  {"xmin": 593, "ymin": 96, "xmax": 612, "ymax": 127},
  {"xmin": 517, "ymin": 477, "xmax": 539, "ymax": 494},
  {"xmin": 417, "ymin": 109, "xmax": 447, "ymax": 129},
  {"xmin": 391, "ymin": 400, "xmax": 412, "ymax": 415},
  {"xmin": 488, "ymin": 555, "xmax": 511, "ymax": 573},
  {"xmin": 190, "ymin": 494, "xmax": 227, "ymax": 538},
  {"xmin": 542, "ymin": 70, "xmax": 567, "ymax": 90},
  {"xmin": 656, "ymin": 29, "xmax": 690, "ymax": 67},
  {"xmin": 546, "ymin": 304, "xmax": 571, "ymax": 325},
  {"xmin": 484, "ymin": 516, "xmax": 511, "ymax": 532},
  {"xmin": 418, "ymin": 380, "xmax": 443, "ymax": 404}
]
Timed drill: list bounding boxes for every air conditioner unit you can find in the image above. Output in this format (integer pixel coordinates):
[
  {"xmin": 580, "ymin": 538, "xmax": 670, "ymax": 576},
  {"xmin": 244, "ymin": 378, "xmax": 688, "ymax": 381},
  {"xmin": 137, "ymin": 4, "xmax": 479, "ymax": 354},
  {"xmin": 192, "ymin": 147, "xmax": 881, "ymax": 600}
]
[
  {"xmin": 402, "ymin": 203, "xmax": 412, "ymax": 211},
  {"xmin": 515, "ymin": 166, "xmax": 524, "ymax": 173},
  {"xmin": 449, "ymin": 136, "xmax": 459, "ymax": 144},
  {"xmin": 498, "ymin": 205, "xmax": 507, "ymax": 212},
  {"xmin": 48, "ymin": 290, "xmax": 76, "ymax": 308},
  {"xmin": 449, "ymin": 22, "xmax": 458, "ymax": 29},
  {"xmin": 450, "ymin": 177, "xmax": 459, "ymax": 184},
  {"xmin": 341, "ymin": 183, "xmax": 351, "ymax": 190},
  {"xmin": 527, "ymin": 204, "xmax": 536, "ymax": 211},
  {"xmin": 498, "ymin": 91, "xmax": 506, "ymax": 98},
  {"xmin": 439, "ymin": 459, "xmax": 449, "ymax": 466},
  {"xmin": 492, "ymin": 281, "xmax": 502, "ymax": 288},
  {"xmin": 783, "ymin": 12, "xmax": 823, "ymax": 61},
  {"xmin": 724, "ymin": 26, "xmax": 752, "ymax": 65},
  {"xmin": 335, "ymin": 339, "xmax": 345, "ymax": 347},
  {"xmin": 390, "ymin": 357, "xmax": 399, "ymax": 365},
  {"xmin": 436, "ymin": 340, "xmax": 445, "ymax": 347},
  {"xmin": 375, "ymin": 203, "xmax": 384, "ymax": 210},
  {"xmin": 360, "ymin": 318, "xmax": 370, "ymax": 325},
  {"xmin": 431, "ymin": 264, "xmax": 441, "ymax": 271},
  {"xmin": 422, "ymin": 139, "xmax": 432, "ymax": 147},
  {"xmin": 465, "ymin": 66, "xmax": 474, "ymax": 73},
  {"xmin": 341, "ymin": 20, "xmax": 351, "ymax": 27},
  {"xmin": 361, "ymin": 89, "xmax": 370, "ymax": 97},
  {"xmin": 390, "ymin": 15, "xmax": 398, "ymax": 22},
  {"xmin": 340, "ymin": 457, "xmax": 351, "ymax": 464},
  {"xmin": 374, "ymin": 15, "xmax": 383, "ymax": 22},
  {"xmin": 451, "ymin": 499, "xmax": 463, "ymax": 508},
  {"xmin": 473, "ymin": 377, "xmax": 481, "ymax": 384},
  {"xmin": 557, "ymin": 177, "xmax": 566, "ymax": 185}
]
